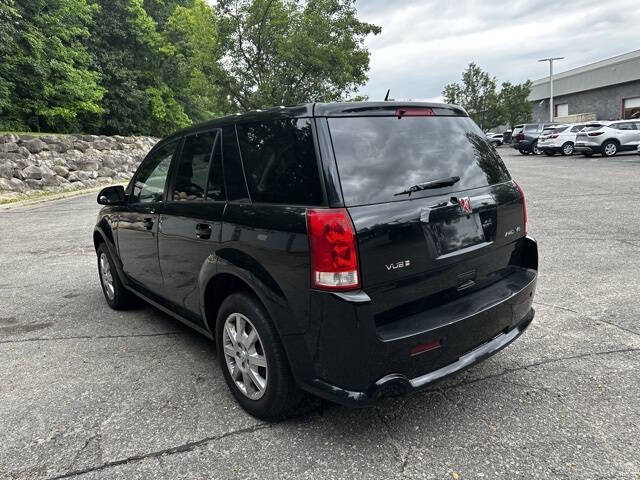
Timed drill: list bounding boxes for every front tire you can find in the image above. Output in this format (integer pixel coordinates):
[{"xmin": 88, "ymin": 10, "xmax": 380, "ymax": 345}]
[
  {"xmin": 561, "ymin": 142, "xmax": 574, "ymax": 156},
  {"xmin": 97, "ymin": 243, "xmax": 135, "ymax": 310},
  {"xmin": 216, "ymin": 292, "xmax": 302, "ymax": 419},
  {"xmin": 602, "ymin": 140, "xmax": 618, "ymax": 157}
]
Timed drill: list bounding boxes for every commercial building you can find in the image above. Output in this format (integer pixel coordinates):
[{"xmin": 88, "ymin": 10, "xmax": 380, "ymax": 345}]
[{"xmin": 529, "ymin": 49, "xmax": 640, "ymax": 123}]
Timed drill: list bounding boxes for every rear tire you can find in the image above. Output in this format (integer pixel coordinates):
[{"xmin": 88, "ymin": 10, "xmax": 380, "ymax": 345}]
[
  {"xmin": 602, "ymin": 140, "xmax": 618, "ymax": 157},
  {"xmin": 532, "ymin": 142, "xmax": 542, "ymax": 155},
  {"xmin": 519, "ymin": 149, "xmax": 530, "ymax": 155},
  {"xmin": 97, "ymin": 243, "xmax": 135, "ymax": 310},
  {"xmin": 561, "ymin": 142, "xmax": 574, "ymax": 156},
  {"xmin": 216, "ymin": 292, "xmax": 303, "ymax": 420}
]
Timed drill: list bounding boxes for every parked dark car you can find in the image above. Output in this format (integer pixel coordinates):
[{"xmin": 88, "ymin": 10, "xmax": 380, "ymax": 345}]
[
  {"xmin": 512, "ymin": 122, "xmax": 559, "ymax": 155},
  {"xmin": 94, "ymin": 102, "xmax": 538, "ymax": 419}
]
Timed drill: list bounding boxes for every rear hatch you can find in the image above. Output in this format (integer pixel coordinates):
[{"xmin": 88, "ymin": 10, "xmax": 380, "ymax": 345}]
[
  {"xmin": 327, "ymin": 109, "xmax": 527, "ymax": 331},
  {"xmin": 511, "ymin": 125, "xmax": 523, "ymax": 143},
  {"xmin": 576, "ymin": 123, "xmax": 606, "ymax": 144}
]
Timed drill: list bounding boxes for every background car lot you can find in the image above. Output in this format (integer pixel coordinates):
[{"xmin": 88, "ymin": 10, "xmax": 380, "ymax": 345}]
[{"xmin": 1, "ymin": 148, "xmax": 640, "ymax": 479}]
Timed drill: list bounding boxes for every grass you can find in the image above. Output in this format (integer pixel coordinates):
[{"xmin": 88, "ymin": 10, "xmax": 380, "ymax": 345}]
[
  {"xmin": 0, "ymin": 185, "xmax": 106, "ymax": 207},
  {"xmin": 0, "ymin": 131, "xmax": 72, "ymax": 138}
]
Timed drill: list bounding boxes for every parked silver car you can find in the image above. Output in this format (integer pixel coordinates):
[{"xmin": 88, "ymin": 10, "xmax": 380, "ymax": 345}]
[
  {"xmin": 574, "ymin": 120, "xmax": 640, "ymax": 157},
  {"xmin": 485, "ymin": 132, "xmax": 504, "ymax": 146},
  {"xmin": 538, "ymin": 123, "xmax": 588, "ymax": 156}
]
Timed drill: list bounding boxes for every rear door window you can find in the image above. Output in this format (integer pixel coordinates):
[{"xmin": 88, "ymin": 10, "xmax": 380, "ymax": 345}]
[
  {"xmin": 328, "ymin": 116, "xmax": 510, "ymax": 206},
  {"xmin": 236, "ymin": 119, "xmax": 323, "ymax": 205},
  {"xmin": 172, "ymin": 132, "xmax": 217, "ymax": 201}
]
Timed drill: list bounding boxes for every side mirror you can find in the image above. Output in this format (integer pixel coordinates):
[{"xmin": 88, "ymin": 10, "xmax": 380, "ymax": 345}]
[{"xmin": 97, "ymin": 185, "xmax": 126, "ymax": 205}]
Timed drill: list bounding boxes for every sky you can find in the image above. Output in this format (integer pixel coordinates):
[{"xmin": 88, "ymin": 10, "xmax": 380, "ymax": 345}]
[{"xmin": 354, "ymin": 0, "xmax": 640, "ymax": 102}]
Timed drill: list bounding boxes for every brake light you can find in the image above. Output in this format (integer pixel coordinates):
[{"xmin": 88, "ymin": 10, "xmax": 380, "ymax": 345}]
[
  {"xmin": 396, "ymin": 107, "xmax": 434, "ymax": 118},
  {"xmin": 550, "ymin": 133, "xmax": 559, "ymax": 139},
  {"xmin": 307, "ymin": 208, "xmax": 360, "ymax": 291},
  {"xmin": 514, "ymin": 181, "xmax": 527, "ymax": 236},
  {"xmin": 518, "ymin": 132, "xmax": 524, "ymax": 140},
  {"xmin": 588, "ymin": 131, "xmax": 604, "ymax": 137}
]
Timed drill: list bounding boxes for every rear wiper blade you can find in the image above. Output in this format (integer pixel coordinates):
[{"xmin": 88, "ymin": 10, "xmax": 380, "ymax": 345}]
[{"xmin": 393, "ymin": 176, "xmax": 460, "ymax": 197}]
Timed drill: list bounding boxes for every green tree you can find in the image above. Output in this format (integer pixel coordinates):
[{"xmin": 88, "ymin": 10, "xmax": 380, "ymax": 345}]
[
  {"xmin": 89, "ymin": 0, "xmax": 190, "ymax": 136},
  {"xmin": 499, "ymin": 80, "xmax": 533, "ymax": 129},
  {"xmin": 443, "ymin": 62, "xmax": 501, "ymax": 130},
  {"xmin": 163, "ymin": 0, "xmax": 225, "ymax": 123},
  {"xmin": 0, "ymin": 0, "xmax": 18, "ymax": 119},
  {"xmin": 215, "ymin": 0, "xmax": 381, "ymax": 111},
  {"xmin": 1, "ymin": 0, "xmax": 104, "ymax": 132}
]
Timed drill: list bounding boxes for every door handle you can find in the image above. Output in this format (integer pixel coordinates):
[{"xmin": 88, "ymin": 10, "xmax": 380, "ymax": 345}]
[
  {"xmin": 143, "ymin": 218, "xmax": 154, "ymax": 230},
  {"xmin": 195, "ymin": 223, "xmax": 212, "ymax": 240}
]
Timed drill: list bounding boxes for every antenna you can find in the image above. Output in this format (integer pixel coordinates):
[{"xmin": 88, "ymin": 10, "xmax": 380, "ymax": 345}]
[{"xmin": 384, "ymin": 89, "xmax": 390, "ymax": 101}]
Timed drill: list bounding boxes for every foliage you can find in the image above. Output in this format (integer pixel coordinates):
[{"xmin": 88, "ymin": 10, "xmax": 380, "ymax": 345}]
[
  {"xmin": 0, "ymin": 0, "xmax": 379, "ymax": 135},
  {"xmin": 215, "ymin": 0, "xmax": 381, "ymax": 111},
  {"xmin": 444, "ymin": 63, "xmax": 532, "ymax": 131},
  {"xmin": 0, "ymin": 0, "xmax": 104, "ymax": 132},
  {"xmin": 499, "ymin": 80, "xmax": 533, "ymax": 129}
]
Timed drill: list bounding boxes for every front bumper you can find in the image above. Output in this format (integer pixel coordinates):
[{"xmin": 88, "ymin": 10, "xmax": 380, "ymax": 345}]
[
  {"xmin": 574, "ymin": 142, "xmax": 602, "ymax": 154},
  {"xmin": 287, "ymin": 236, "xmax": 539, "ymax": 407}
]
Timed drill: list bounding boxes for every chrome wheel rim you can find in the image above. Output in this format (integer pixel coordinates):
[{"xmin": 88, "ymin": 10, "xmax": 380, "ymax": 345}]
[
  {"xmin": 604, "ymin": 143, "xmax": 616, "ymax": 156},
  {"xmin": 563, "ymin": 144, "xmax": 573, "ymax": 155},
  {"xmin": 99, "ymin": 253, "xmax": 115, "ymax": 300},
  {"xmin": 533, "ymin": 144, "xmax": 542, "ymax": 155},
  {"xmin": 222, "ymin": 313, "xmax": 268, "ymax": 400}
]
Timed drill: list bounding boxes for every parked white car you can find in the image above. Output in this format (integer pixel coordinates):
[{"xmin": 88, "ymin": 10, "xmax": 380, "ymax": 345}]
[
  {"xmin": 485, "ymin": 133, "xmax": 504, "ymax": 146},
  {"xmin": 575, "ymin": 120, "xmax": 640, "ymax": 157},
  {"xmin": 538, "ymin": 123, "xmax": 588, "ymax": 156}
]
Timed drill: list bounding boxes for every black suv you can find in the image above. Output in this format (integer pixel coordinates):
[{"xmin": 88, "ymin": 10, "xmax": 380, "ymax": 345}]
[
  {"xmin": 512, "ymin": 122, "xmax": 559, "ymax": 155},
  {"xmin": 94, "ymin": 102, "xmax": 538, "ymax": 419}
]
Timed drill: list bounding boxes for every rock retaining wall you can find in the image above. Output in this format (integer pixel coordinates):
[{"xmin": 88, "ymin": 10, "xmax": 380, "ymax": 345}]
[{"xmin": 0, "ymin": 133, "xmax": 158, "ymax": 199}]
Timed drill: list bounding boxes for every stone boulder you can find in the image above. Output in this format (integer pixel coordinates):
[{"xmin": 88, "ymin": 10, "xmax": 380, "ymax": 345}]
[
  {"xmin": 24, "ymin": 178, "xmax": 44, "ymax": 190},
  {"xmin": 0, "ymin": 161, "xmax": 15, "ymax": 179},
  {"xmin": 97, "ymin": 167, "xmax": 116, "ymax": 178},
  {"xmin": 22, "ymin": 138, "xmax": 49, "ymax": 154},
  {"xmin": 22, "ymin": 165, "xmax": 46, "ymax": 180},
  {"xmin": 53, "ymin": 166, "xmax": 69, "ymax": 178},
  {"xmin": 93, "ymin": 140, "xmax": 111, "ymax": 151},
  {"xmin": 0, "ymin": 142, "xmax": 20, "ymax": 153},
  {"xmin": 0, "ymin": 178, "xmax": 14, "ymax": 191},
  {"xmin": 1, "ymin": 134, "xmax": 19, "ymax": 144},
  {"xmin": 9, "ymin": 178, "xmax": 26, "ymax": 192}
]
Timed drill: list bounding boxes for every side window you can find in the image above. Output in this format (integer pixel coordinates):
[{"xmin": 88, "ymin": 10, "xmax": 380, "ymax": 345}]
[
  {"xmin": 236, "ymin": 119, "xmax": 323, "ymax": 205},
  {"xmin": 613, "ymin": 123, "xmax": 634, "ymax": 130},
  {"xmin": 571, "ymin": 126, "xmax": 583, "ymax": 133},
  {"xmin": 172, "ymin": 132, "xmax": 217, "ymax": 202},
  {"xmin": 207, "ymin": 133, "xmax": 225, "ymax": 201},
  {"xmin": 222, "ymin": 126, "xmax": 249, "ymax": 201},
  {"xmin": 131, "ymin": 141, "xmax": 178, "ymax": 204}
]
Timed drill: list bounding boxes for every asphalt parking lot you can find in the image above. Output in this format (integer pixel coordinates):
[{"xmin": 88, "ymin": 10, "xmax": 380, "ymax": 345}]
[{"xmin": 1, "ymin": 148, "xmax": 639, "ymax": 480}]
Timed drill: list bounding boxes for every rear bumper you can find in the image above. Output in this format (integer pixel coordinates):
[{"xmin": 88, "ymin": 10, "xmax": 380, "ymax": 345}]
[
  {"xmin": 309, "ymin": 308, "xmax": 534, "ymax": 406},
  {"xmin": 574, "ymin": 142, "xmax": 601, "ymax": 154},
  {"xmin": 286, "ymin": 236, "xmax": 539, "ymax": 406},
  {"xmin": 512, "ymin": 140, "xmax": 534, "ymax": 150}
]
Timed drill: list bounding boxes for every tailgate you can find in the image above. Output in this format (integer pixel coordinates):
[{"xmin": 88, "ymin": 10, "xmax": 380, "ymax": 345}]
[{"xmin": 327, "ymin": 111, "xmax": 527, "ymax": 325}]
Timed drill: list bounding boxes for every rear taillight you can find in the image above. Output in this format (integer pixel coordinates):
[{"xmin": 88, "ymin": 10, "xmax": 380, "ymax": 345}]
[
  {"xmin": 515, "ymin": 181, "xmax": 527, "ymax": 236},
  {"xmin": 518, "ymin": 132, "xmax": 525, "ymax": 140},
  {"xmin": 307, "ymin": 208, "xmax": 360, "ymax": 291},
  {"xmin": 550, "ymin": 133, "xmax": 559, "ymax": 139},
  {"xmin": 588, "ymin": 131, "xmax": 604, "ymax": 137}
]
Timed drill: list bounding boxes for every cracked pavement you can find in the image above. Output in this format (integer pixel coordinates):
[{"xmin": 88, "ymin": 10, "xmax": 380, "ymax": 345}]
[{"xmin": 1, "ymin": 148, "xmax": 639, "ymax": 479}]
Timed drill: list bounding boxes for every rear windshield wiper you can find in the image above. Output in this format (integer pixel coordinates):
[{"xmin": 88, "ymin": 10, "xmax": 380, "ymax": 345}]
[{"xmin": 393, "ymin": 176, "xmax": 460, "ymax": 197}]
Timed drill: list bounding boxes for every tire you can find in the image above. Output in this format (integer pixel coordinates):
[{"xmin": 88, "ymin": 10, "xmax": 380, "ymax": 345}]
[
  {"xmin": 97, "ymin": 243, "xmax": 135, "ymax": 310},
  {"xmin": 216, "ymin": 292, "xmax": 302, "ymax": 420},
  {"xmin": 601, "ymin": 140, "xmax": 618, "ymax": 157},
  {"xmin": 561, "ymin": 142, "xmax": 574, "ymax": 156},
  {"xmin": 519, "ymin": 149, "xmax": 530, "ymax": 155},
  {"xmin": 532, "ymin": 142, "xmax": 543, "ymax": 155}
]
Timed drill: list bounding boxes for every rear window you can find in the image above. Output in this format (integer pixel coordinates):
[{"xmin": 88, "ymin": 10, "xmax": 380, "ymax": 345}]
[
  {"xmin": 524, "ymin": 124, "xmax": 540, "ymax": 132},
  {"xmin": 328, "ymin": 116, "xmax": 511, "ymax": 206},
  {"xmin": 585, "ymin": 124, "xmax": 604, "ymax": 131},
  {"xmin": 236, "ymin": 119, "xmax": 322, "ymax": 205},
  {"xmin": 554, "ymin": 126, "xmax": 569, "ymax": 133},
  {"xmin": 513, "ymin": 126, "xmax": 523, "ymax": 134}
]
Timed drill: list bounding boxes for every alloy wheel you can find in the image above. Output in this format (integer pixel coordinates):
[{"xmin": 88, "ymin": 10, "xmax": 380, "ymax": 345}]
[
  {"xmin": 222, "ymin": 313, "xmax": 268, "ymax": 400},
  {"xmin": 563, "ymin": 143, "xmax": 574, "ymax": 155},
  {"xmin": 99, "ymin": 253, "xmax": 115, "ymax": 300},
  {"xmin": 604, "ymin": 143, "xmax": 617, "ymax": 156}
]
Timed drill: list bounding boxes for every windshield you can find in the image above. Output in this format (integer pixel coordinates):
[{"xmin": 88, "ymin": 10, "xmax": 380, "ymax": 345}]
[{"xmin": 328, "ymin": 116, "xmax": 511, "ymax": 206}]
